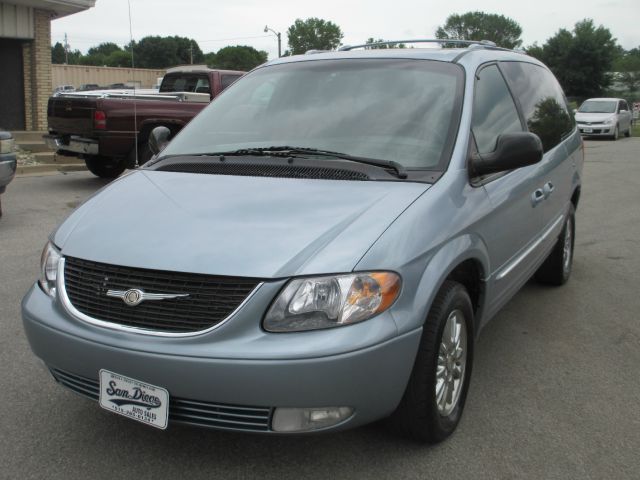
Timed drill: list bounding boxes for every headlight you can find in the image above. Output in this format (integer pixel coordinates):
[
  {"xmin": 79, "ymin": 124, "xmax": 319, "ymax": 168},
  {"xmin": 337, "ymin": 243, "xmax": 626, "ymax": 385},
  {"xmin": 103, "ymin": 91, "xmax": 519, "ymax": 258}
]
[
  {"xmin": 264, "ymin": 272, "xmax": 401, "ymax": 332},
  {"xmin": 39, "ymin": 242, "xmax": 61, "ymax": 298}
]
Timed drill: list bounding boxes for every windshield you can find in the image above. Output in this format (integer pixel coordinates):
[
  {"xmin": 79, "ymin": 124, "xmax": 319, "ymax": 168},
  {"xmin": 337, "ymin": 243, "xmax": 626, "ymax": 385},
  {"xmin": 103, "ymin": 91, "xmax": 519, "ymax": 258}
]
[
  {"xmin": 161, "ymin": 59, "xmax": 464, "ymax": 170},
  {"xmin": 578, "ymin": 100, "xmax": 616, "ymax": 114}
]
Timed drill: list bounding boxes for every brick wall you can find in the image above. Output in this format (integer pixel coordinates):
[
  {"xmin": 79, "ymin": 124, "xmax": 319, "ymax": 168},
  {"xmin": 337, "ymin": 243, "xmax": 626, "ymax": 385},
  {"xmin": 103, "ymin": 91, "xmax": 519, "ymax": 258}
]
[
  {"xmin": 22, "ymin": 8, "xmax": 52, "ymax": 131},
  {"xmin": 22, "ymin": 41, "xmax": 33, "ymax": 130}
]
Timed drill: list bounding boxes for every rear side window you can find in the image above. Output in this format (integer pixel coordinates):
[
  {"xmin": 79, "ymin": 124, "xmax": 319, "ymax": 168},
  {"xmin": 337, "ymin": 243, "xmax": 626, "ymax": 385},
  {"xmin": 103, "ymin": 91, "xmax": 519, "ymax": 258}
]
[
  {"xmin": 500, "ymin": 62, "xmax": 573, "ymax": 152},
  {"xmin": 221, "ymin": 74, "xmax": 242, "ymax": 91},
  {"xmin": 472, "ymin": 64, "xmax": 523, "ymax": 154}
]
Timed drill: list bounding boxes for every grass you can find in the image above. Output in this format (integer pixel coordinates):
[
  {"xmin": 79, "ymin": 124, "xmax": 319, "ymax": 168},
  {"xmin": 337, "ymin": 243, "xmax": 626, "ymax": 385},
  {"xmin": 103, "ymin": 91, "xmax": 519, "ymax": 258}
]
[{"xmin": 632, "ymin": 123, "xmax": 640, "ymax": 137}]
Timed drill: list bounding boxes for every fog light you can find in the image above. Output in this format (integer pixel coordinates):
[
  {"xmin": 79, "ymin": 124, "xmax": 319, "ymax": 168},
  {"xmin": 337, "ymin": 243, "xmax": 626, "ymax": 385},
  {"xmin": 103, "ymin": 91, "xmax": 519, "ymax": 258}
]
[{"xmin": 271, "ymin": 407, "xmax": 353, "ymax": 432}]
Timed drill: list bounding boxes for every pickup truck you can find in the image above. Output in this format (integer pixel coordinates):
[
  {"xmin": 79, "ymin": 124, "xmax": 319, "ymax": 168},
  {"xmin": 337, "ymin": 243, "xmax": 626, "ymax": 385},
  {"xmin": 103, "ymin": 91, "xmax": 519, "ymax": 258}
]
[{"xmin": 44, "ymin": 66, "xmax": 244, "ymax": 178}]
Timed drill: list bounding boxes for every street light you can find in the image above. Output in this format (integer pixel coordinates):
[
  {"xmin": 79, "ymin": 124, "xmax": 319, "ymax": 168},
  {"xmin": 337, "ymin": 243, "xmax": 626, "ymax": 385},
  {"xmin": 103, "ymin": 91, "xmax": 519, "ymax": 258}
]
[{"xmin": 264, "ymin": 25, "xmax": 282, "ymax": 58}]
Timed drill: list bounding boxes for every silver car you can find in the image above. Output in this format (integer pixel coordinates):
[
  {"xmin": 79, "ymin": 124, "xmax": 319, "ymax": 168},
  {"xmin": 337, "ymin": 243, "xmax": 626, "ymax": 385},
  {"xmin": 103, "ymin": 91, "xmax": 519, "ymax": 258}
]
[
  {"xmin": 575, "ymin": 97, "xmax": 632, "ymax": 139},
  {"xmin": 22, "ymin": 41, "xmax": 583, "ymax": 442}
]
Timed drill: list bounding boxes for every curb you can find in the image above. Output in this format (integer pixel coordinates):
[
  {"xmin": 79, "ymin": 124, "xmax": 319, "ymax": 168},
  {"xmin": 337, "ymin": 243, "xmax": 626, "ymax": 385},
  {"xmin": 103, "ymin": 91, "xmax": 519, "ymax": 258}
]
[{"xmin": 16, "ymin": 163, "xmax": 87, "ymax": 176}]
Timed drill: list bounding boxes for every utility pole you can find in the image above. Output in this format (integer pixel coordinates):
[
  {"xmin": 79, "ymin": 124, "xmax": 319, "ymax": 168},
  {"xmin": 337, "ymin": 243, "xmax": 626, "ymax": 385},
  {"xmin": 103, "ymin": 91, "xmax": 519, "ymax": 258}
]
[
  {"xmin": 190, "ymin": 41, "xmax": 193, "ymax": 64},
  {"xmin": 64, "ymin": 32, "xmax": 69, "ymax": 64}
]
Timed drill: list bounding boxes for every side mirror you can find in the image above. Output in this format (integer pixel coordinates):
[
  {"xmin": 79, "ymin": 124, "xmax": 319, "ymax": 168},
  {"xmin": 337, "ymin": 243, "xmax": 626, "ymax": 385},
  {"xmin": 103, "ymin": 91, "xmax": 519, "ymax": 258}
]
[
  {"xmin": 471, "ymin": 132, "xmax": 543, "ymax": 177},
  {"xmin": 619, "ymin": 109, "xmax": 627, "ymax": 113},
  {"xmin": 148, "ymin": 126, "xmax": 171, "ymax": 155}
]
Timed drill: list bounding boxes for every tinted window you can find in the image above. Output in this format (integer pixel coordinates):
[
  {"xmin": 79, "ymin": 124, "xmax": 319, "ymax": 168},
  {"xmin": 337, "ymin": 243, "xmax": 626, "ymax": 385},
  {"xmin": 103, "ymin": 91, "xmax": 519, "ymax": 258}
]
[
  {"xmin": 160, "ymin": 74, "xmax": 209, "ymax": 93},
  {"xmin": 162, "ymin": 59, "xmax": 464, "ymax": 170},
  {"xmin": 221, "ymin": 74, "xmax": 242, "ymax": 90},
  {"xmin": 501, "ymin": 62, "xmax": 573, "ymax": 151},
  {"xmin": 472, "ymin": 64, "xmax": 523, "ymax": 154}
]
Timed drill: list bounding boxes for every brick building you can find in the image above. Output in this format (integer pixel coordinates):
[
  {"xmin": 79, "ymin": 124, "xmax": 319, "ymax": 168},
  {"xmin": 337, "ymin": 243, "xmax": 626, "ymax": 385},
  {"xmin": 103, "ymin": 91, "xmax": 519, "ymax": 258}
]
[{"xmin": 0, "ymin": 0, "xmax": 95, "ymax": 131}]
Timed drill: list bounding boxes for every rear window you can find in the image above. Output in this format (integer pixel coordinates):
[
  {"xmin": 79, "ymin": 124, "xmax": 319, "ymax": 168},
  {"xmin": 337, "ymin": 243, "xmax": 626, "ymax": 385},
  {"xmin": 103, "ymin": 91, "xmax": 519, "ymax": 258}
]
[{"xmin": 160, "ymin": 74, "xmax": 210, "ymax": 94}]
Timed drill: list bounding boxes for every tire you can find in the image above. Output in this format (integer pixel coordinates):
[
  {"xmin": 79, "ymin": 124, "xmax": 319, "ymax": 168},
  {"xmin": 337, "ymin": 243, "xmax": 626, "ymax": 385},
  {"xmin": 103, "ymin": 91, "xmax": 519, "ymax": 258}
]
[
  {"xmin": 535, "ymin": 204, "xmax": 575, "ymax": 285},
  {"xmin": 624, "ymin": 127, "xmax": 631, "ymax": 138},
  {"xmin": 389, "ymin": 280, "xmax": 474, "ymax": 443},
  {"xmin": 611, "ymin": 125, "xmax": 619, "ymax": 140},
  {"xmin": 83, "ymin": 155, "xmax": 126, "ymax": 179}
]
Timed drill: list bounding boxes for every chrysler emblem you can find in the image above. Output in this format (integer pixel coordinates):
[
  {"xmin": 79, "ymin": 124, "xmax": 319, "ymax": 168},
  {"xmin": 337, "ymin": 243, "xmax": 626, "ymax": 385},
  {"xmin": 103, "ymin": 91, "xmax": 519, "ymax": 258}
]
[{"xmin": 106, "ymin": 288, "xmax": 189, "ymax": 306}]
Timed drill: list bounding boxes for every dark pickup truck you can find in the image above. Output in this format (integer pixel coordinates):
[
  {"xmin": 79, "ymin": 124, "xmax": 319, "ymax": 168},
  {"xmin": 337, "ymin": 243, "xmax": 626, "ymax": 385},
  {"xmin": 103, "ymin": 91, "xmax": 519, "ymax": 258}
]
[{"xmin": 44, "ymin": 66, "xmax": 244, "ymax": 178}]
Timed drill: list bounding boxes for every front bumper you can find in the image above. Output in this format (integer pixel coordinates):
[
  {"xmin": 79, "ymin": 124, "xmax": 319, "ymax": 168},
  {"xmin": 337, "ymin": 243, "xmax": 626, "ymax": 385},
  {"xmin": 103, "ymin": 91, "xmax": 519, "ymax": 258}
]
[
  {"xmin": 0, "ymin": 152, "xmax": 17, "ymax": 194},
  {"xmin": 577, "ymin": 125, "xmax": 616, "ymax": 137},
  {"xmin": 22, "ymin": 284, "xmax": 421, "ymax": 433}
]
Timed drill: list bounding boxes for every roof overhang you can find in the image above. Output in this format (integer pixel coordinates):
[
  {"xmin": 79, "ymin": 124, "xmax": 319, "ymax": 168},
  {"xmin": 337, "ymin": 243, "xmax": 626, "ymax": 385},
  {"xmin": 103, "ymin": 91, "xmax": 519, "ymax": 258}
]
[{"xmin": 4, "ymin": 0, "xmax": 95, "ymax": 18}]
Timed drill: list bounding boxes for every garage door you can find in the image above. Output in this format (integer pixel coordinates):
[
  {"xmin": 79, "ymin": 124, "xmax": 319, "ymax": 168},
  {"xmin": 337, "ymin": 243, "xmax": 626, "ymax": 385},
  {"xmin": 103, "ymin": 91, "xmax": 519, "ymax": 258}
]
[{"xmin": 0, "ymin": 39, "xmax": 26, "ymax": 130}]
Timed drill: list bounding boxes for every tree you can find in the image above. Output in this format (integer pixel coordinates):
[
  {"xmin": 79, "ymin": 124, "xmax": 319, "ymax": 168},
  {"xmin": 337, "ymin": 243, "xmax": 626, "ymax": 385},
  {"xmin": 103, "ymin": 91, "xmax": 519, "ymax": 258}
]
[
  {"xmin": 435, "ymin": 11, "xmax": 523, "ymax": 49},
  {"xmin": 132, "ymin": 36, "xmax": 204, "ymax": 69},
  {"xmin": 612, "ymin": 47, "xmax": 640, "ymax": 94},
  {"xmin": 208, "ymin": 45, "xmax": 267, "ymax": 71},
  {"xmin": 364, "ymin": 38, "xmax": 406, "ymax": 49},
  {"xmin": 51, "ymin": 42, "xmax": 66, "ymax": 63},
  {"xmin": 286, "ymin": 17, "xmax": 343, "ymax": 55},
  {"xmin": 87, "ymin": 42, "xmax": 121, "ymax": 58},
  {"xmin": 527, "ymin": 19, "xmax": 618, "ymax": 98}
]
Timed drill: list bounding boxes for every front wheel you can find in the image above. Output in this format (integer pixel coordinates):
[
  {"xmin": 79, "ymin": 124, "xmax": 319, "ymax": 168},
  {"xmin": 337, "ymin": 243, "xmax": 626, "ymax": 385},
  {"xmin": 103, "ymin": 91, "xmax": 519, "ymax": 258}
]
[
  {"xmin": 389, "ymin": 280, "xmax": 474, "ymax": 443},
  {"xmin": 611, "ymin": 125, "xmax": 619, "ymax": 140},
  {"xmin": 83, "ymin": 155, "xmax": 126, "ymax": 179}
]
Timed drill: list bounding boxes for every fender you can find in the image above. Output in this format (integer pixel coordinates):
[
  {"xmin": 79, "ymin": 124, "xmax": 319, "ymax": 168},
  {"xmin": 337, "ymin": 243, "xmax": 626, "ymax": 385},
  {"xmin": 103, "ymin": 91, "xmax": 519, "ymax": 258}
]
[{"xmin": 389, "ymin": 233, "xmax": 490, "ymax": 337}]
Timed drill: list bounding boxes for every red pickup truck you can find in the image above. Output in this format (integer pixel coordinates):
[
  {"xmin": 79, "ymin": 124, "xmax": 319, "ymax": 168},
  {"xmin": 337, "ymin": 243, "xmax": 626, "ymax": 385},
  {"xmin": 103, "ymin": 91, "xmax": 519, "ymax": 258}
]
[{"xmin": 44, "ymin": 66, "xmax": 244, "ymax": 178}]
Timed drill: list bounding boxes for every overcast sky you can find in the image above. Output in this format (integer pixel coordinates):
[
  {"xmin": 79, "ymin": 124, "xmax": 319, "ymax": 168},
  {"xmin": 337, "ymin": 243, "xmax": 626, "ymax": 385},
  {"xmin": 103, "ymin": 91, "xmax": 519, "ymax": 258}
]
[{"xmin": 51, "ymin": 0, "xmax": 639, "ymax": 59}]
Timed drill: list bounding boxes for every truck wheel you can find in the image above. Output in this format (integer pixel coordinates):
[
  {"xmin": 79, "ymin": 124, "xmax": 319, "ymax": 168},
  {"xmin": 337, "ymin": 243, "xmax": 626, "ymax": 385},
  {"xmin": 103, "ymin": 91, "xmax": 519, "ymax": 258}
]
[
  {"xmin": 389, "ymin": 280, "xmax": 474, "ymax": 443},
  {"xmin": 83, "ymin": 155, "xmax": 126, "ymax": 179},
  {"xmin": 535, "ymin": 205, "xmax": 575, "ymax": 285}
]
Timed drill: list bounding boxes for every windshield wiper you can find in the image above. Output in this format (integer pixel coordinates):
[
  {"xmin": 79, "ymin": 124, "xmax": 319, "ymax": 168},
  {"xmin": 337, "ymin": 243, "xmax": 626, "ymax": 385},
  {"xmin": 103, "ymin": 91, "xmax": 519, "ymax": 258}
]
[{"xmin": 192, "ymin": 146, "xmax": 408, "ymax": 179}]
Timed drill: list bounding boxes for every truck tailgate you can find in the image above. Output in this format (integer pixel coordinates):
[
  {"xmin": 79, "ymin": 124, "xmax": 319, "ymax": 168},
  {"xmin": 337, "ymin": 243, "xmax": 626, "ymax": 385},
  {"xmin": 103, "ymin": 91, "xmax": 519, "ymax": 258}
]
[{"xmin": 47, "ymin": 96, "xmax": 96, "ymax": 135}]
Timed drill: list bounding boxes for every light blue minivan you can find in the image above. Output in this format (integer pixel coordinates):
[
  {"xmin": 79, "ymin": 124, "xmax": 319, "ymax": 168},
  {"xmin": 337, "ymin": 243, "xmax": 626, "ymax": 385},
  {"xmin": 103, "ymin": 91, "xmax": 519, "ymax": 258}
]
[{"xmin": 22, "ymin": 40, "xmax": 583, "ymax": 442}]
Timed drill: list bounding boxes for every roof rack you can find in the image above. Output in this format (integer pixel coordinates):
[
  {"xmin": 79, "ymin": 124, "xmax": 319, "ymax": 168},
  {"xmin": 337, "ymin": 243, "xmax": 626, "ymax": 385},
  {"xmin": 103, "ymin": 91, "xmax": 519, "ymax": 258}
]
[{"xmin": 338, "ymin": 39, "xmax": 499, "ymax": 51}]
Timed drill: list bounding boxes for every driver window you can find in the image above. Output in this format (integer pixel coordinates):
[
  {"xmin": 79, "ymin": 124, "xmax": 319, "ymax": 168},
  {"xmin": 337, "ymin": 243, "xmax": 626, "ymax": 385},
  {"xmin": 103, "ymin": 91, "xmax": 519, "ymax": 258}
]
[{"xmin": 471, "ymin": 64, "xmax": 523, "ymax": 154}]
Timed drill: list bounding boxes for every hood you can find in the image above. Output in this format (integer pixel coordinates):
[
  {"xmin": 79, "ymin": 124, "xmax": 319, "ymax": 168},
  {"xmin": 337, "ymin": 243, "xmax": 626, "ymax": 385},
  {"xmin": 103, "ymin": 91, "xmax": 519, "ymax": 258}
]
[
  {"xmin": 575, "ymin": 112, "xmax": 616, "ymax": 123},
  {"xmin": 54, "ymin": 171, "xmax": 428, "ymax": 278}
]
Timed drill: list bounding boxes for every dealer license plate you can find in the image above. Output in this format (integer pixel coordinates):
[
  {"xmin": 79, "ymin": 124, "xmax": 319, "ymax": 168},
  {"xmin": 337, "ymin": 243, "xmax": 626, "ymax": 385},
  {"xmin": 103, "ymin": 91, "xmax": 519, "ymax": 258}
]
[
  {"xmin": 583, "ymin": 128, "xmax": 593, "ymax": 133},
  {"xmin": 99, "ymin": 370, "xmax": 169, "ymax": 429}
]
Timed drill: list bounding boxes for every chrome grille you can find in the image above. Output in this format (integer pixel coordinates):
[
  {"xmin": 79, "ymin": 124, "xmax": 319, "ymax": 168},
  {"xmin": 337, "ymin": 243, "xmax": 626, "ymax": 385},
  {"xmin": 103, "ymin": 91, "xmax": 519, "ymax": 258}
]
[
  {"xmin": 49, "ymin": 368, "xmax": 272, "ymax": 432},
  {"xmin": 63, "ymin": 256, "xmax": 260, "ymax": 334}
]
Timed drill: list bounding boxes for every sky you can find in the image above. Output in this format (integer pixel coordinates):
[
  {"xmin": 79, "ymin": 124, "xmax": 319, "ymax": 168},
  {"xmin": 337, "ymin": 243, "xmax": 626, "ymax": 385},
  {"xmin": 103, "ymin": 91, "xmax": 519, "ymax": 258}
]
[{"xmin": 51, "ymin": 0, "xmax": 639, "ymax": 59}]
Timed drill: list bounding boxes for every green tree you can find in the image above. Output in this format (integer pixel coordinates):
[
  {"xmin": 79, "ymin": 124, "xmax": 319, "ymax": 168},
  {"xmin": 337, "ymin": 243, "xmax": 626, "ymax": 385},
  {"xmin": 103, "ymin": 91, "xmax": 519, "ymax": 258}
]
[
  {"xmin": 87, "ymin": 42, "xmax": 121, "ymax": 57},
  {"xmin": 208, "ymin": 45, "xmax": 267, "ymax": 71},
  {"xmin": 364, "ymin": 38, "xmax": 406, "ymax": 49},
  {"xmin": 133, "ymin": 36, "xmax": 204, "ymax": 69},
  {"xmin": 286, "ymin": 17, "xmax": 343, "ymax": 55},
  {"xmin": 435, "ymin": 11, "xmax": 523, "ymax": 49},
  {"xmin": 527, "ymin": 19, "xmax": 618, "ymax": 98},
  {"xmin": 51, "ymin": 42, "xmax": 66, "ymax": 63},
  {"xmin": 612, "ymin": 47, "xmax": 640, "ymax": 94}
]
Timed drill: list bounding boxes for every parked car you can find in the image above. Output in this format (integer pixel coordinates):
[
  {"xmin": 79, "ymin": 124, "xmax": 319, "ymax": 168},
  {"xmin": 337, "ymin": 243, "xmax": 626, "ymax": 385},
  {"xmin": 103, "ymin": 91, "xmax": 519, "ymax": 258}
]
[
  {"xmin": 44, "ymin": 67, "xmax": 245, "ymax": 178},
  {"xmin": 0, "ymin": 130, "xmax": 17, "ymax": 218},
  {"xmin": 53, "ymin": 84, "xmax": 75, "ymax": 94},
  {"xmin": 22, "ymin": 41, "xmax": 583, "ymax": 442},
  {"xmin": 575, "ymin": 97, "xmax": 632, "ymax": 139}
]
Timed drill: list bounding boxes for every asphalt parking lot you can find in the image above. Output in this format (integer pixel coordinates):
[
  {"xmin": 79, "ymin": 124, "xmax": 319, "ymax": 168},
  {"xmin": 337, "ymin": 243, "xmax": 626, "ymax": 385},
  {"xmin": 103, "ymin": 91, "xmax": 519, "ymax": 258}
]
[{"xmin": 1, "ymin": 138, "xmax": 639, "ymax": 480}]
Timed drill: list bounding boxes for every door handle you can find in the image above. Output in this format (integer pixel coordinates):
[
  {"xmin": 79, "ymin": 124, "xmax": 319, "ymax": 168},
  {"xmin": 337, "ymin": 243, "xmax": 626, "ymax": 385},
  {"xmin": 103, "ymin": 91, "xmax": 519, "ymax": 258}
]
[
  {"xmin": 531, "ymin": 189, "xmax": 544, "ymax": 207},
  {"xmin": 543, "ymin": 182, "xmax": 554, "ymax": 198}
]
